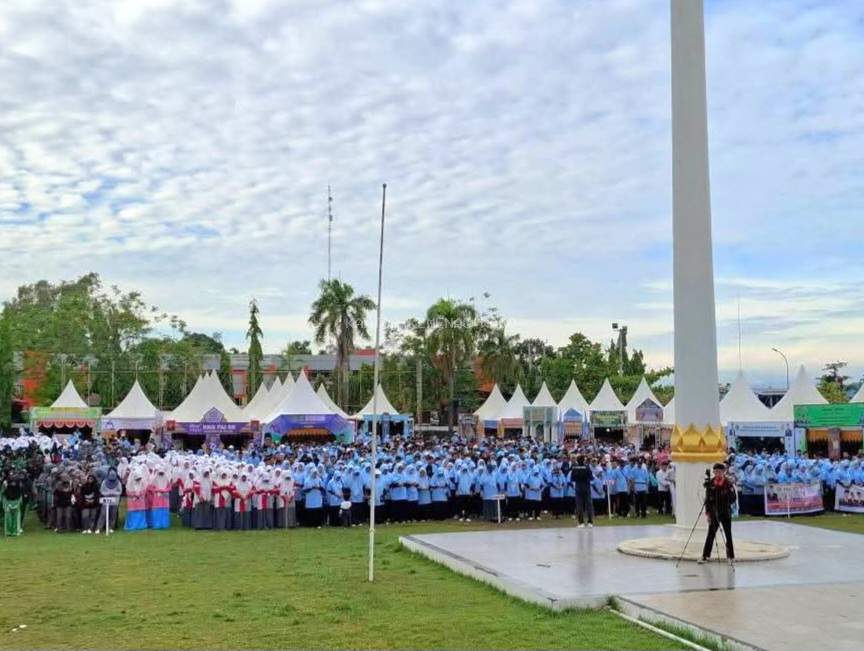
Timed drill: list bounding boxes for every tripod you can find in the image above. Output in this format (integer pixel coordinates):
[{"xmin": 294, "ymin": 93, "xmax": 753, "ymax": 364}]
[{"xmin": 674, "ymin": 502, "xmax": 705, "ymax": 568}]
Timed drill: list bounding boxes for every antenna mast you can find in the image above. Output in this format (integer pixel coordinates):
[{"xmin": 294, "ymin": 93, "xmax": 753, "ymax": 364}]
[{"xmin": 327, "ymin": 185, "xmax": 333, "ymax": 281}]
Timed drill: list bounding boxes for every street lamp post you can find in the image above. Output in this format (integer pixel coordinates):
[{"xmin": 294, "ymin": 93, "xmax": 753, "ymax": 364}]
[{"xmin": 771, "ymin": 347, "xmax": 790, "ymax": 391}]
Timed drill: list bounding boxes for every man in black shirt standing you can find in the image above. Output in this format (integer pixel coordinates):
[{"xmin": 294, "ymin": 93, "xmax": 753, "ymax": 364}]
[
  {"xmin": 700, "ymin": 462, "xmax": 736, "ymax": 563},
  {"xmin": 569, "ymin": 455, "xmax": 593, "ymax": 527}
]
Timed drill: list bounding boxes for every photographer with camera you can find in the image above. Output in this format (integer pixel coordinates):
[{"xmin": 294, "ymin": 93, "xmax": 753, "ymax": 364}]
[{"xmin": 699, "ymin": 462, "xmax": 736, "ymax": 564}]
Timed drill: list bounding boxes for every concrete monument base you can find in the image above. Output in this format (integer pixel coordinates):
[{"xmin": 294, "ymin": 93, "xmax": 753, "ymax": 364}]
[{"xmin": 617, "ymin": 535, "xmax": 789, "ymax": 562}]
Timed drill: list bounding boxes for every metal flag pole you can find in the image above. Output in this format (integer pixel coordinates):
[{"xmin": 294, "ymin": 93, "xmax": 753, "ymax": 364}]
[{"xmin": 369, "ymin": 183, "xmax": 387, "ymax": 583}]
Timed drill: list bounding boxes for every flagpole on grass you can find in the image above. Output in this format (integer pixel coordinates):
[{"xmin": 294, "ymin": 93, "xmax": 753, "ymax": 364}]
[{"xmin": 369, "ymin": 183, "xmax": 387, "ymax": 582}]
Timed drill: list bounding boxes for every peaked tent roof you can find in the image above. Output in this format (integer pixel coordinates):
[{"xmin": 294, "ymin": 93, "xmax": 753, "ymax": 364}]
[
  {"xmin": 106, "ymin": 380, "xmax": 159, "ymax": 419},
  {"xmin": 243, "ymin": 381, "xmax": 272, "ymax": 421},
  {"xmin": 589, "ymin": 379, "xmax": 625, "ymax": 412},
  {"xmin": 474, "ymin": 384, "xmax": 507, "ymax": 421},
  {"xmin": 531, "ymin": 382, "xmax": 558, "ymax": 408},
  {"xmin": 558, "ymin": 380, "xmax": 590, "ymax": 416},
  {"xmin": 626, "ymin": 377, "xmax": 662, "ymax": 422},
  {"xmin": 354, "ymin": 384, "xmax": 400, "ymax": 418},
  {"xmin": 51, "ymin": 380, "xmax": 89, "ymax": 409},
  {"xmin": 496, "ymin": 384, "xmax": 530, "ymax": 421},
  {"xmin": 771, "ymin": 365, "xmax": 828, "ymax": 421},
  {"xmin": 168, "ymin": 372, "xmax": 246, "ymax": 423},
  {"xmin": 663, "ymin": 397, "xmax": 676, "ymax": 424},
  {"xmin": 852, "ymin": 383, "xmax": 864, "ymax": 404},
  {"xmin": 264, "ymin": 371, "xmax": 335, "ymax": 422},
  {"xmin": 316, "ymin": 384, "xmax": 349, "ymax": 419},
  {"xmin": 720, "ymin": 371, "xmax": 772, "ymax": 423}
]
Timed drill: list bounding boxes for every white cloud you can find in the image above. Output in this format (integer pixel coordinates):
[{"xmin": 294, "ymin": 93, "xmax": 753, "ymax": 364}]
[{"xmin": 0, "ymin": 0, "xmax": 861, "ymax": 384}]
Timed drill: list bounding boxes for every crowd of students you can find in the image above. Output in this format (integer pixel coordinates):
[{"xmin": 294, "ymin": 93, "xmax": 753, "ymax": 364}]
[{"xmin": 3, "ymin": 430, "xmax": 863, "ymax": 537}]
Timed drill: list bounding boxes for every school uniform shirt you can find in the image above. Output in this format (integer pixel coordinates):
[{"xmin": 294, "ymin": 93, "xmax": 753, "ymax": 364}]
[
  {"xmin": 524, "ymin": 471, "xmax": 544, "ymax": 501},
  {"xmin": 430, "ymin": 472, "xmax": 449, "ymax": 502},
  {"xmin": 548, "ymin": 472, "xmax": 565, "ymax": 499},
  {"xmin": 632, "ymin": 466, "xmax": 649, "ymax": 493},
  {"xmin": 479, "ymin": 471, "xmax": 499, "ymax": 500}
]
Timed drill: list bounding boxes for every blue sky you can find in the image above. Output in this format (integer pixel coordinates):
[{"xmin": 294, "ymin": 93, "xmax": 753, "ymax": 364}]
[{"xmin": 0, "ymin": 0, "xmax": 861, "ymax": 386}]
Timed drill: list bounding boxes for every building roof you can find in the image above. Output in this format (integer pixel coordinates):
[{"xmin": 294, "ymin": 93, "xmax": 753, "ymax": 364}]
[
  {"xmin": 663, "ymin": 397, "xmax": 675, "ymax": 424},
  {"xmin": 852, "ymin": 383, "xmax": 864, "ymax": 403}
]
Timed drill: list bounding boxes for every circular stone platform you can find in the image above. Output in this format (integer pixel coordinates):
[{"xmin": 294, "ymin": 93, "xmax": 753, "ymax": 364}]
[{"xmin": 618, "ymin": 536, "xmax": 790, "ymax": 562}]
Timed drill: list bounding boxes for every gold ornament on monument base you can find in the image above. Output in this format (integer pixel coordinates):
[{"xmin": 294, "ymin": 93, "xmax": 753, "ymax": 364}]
[{"xmin": 670, "ymin": 423, "xmax": 726, "ymax": 462}]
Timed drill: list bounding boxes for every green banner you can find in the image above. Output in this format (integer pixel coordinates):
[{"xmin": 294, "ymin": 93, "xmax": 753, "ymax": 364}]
[
  {"xmin": 793, "ymin": 403, "xmax": 864, "ymax": 428},
  {"xmin": 591, "ymin": 410, "xmax": 626, "ymax": 427}
]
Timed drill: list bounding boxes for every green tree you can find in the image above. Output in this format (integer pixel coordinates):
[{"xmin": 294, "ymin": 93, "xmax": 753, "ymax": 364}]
[
  {"xmin": 424, "ymin": 298, "xmax": 479, "ymax": 428},
  {"xmin": 246, "ymin": 299, "xmax": 263, "ymax": 400},
  {"xmin": 818, "ymin": 377, "xmax": 848, "ymax": 404},
  {"xmin": 479, "ymin": 329, "xmax": 520, "ymax": 393},
  {"xmin": 309, "ymin": 279, "xmax": 375, "ymax": 409},
  {"xmin": 0, "ymin": 312, "xmax": 13, "ymax": 430}
]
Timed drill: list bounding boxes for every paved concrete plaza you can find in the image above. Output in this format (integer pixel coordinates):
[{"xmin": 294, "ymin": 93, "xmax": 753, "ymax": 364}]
[{"xmin": 401, "ymin": 521, "xmax": 864, "ymax": 651}]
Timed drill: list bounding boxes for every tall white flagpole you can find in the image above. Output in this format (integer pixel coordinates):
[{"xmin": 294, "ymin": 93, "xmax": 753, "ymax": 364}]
[{"xmin": 368, "ymin": 183, "xmax": 386, "ymax": 582}]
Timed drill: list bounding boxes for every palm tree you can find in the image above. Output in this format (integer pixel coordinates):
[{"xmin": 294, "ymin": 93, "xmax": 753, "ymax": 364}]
[
  {"xmin": 309, "ymin": 279, "xmax": 375, "ymax": 409},
  {"xmin": 478, "ymin": 326, "xmax": 520, "ymax": 391},
  {"xmin": 424, "ymin": 298, "xmax": 478, "ymax": 428}
]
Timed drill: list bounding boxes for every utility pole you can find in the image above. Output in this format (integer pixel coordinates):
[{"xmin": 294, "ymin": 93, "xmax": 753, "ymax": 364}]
[
  {"xmin": 327, "ymin": 185, "xmax": 334, "ymax": 282},
  {"xmin": 416, "ymin": 357, "xmax": 422, "ymax": 426}
]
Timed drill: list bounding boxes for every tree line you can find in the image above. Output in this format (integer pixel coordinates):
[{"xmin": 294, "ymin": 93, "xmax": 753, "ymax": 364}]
[{"xmin": 1, "ymin": 274, "xmax": 858, "ymax": 429}]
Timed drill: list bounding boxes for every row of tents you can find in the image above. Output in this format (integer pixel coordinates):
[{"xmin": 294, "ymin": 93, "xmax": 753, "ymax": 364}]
[
  {"xmin": 474, "ymin": 365, "xmax": 861, "ymax": 428},
  {"xmin": 31, "ymin": 370, "xmax": 412, "ymax": 442}
]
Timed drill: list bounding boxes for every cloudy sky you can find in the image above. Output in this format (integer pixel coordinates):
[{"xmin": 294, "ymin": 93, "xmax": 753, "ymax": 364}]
[{"xmin": 0, "ymin": 0, "xmax": 861, "ymax": 387}]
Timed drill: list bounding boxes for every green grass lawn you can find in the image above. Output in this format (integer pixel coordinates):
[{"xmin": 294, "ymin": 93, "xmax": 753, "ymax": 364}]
[
  {"xmin": 0, "ymin": 512, "xmax": 681, "ymax": 651},
  {"xmin": 4, "ymin": 509, "xmax": 861, "ymax": 650}
]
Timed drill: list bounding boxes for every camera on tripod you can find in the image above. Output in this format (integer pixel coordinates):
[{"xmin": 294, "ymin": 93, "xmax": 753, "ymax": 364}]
[{"xmin": 702, "ymin": 468, "xmax": 712, "ymax": 489}]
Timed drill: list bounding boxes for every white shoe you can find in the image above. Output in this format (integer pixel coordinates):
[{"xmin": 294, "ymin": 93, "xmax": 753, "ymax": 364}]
[
  {"xmin": 515, "ymin": 517, "xmax": 521, "ymax": 522},
  {"xmin": 465, "ymin": 518, "xmax": 471, "ymax": 523},
  {"xmin": 109, "ymin": 529, "xmax": 114, "ymax": 533},
  {"xmin": 587, "ymin": 523, "xmax": 594, "ymax": 528},
  {"xmin": 578, "ymin": 523, "xmax": 585, "ymax": 528},
  {"xmin": 528, "ymin": 517, "xmax": 534, "ymax": 521}
]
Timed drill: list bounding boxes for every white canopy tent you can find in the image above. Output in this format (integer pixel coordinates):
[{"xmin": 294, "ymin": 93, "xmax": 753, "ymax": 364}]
[
  {"xmin": 316, "ymin": 384, "xmax": 349, "ymax": 419},
  {"xmin": 354, "ymin": 384, "xmax": 400, "ymax": 418},
  {"xmin": 589, "ymin": 379, "xmax": 625, "ymax": 414},
  {"xmin": 496, "ymin": 385, "xmax": 530, "ymax": 424},
  {"xmin": 474, "ymin": 384, "xmax": 507, "ymax": 422},
  {"xmin": 243, "ymin": 381, "xmax": 274, "ymax": 422},
  {"xmin": 770, "ymin": 365, "xmax": 827, "ymax": 421},
  {"xmin": 663, "ymin": 397, "xmax": 676, "ymax": 424},
  {"xmin": 264, "ymin": 371, "xmax": 336, "ymax": 423},
  {"xmin": 353, "ymin": 384, "xmax": 411, "ymax": 439},
  {"xmin": 51, "ymin": 380, "xmax": 89, "ymax": 409},
  {"xmin": 167, "ymin": 371, "xmax": 247, "ymax": 425},
  {"xmin": 850, "ymin": 383, "xmax": 864, "ymax": 403},
  {"xmin": 102, "ymin": 380, "xmax": 162, "ymax": 432},
  {"xmin": 557, "ymin": 380, "xmax": 590, "ymax": 418},
  {"xmin": 719, "ymin": 371, "xmax": 773, "ymax": 423},
  {"xmin": 626, "ymin": 377, "xmax": 664, "ymax": 423},
  {"xmin": 531, "ymin": 382, "xmax": 557, "ymax": 408}
]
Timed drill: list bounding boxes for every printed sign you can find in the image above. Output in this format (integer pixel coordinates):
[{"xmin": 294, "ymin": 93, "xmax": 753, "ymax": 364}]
[
  {"xmin": 794, "ymin": 403, "xmax": 864, "ymax": 428},
  {"xmin": 764, "ymin": 481, "xmax": 823, "ymax": 516},
  {"xmin": 835, "ymin": 485, "xmax": 864, "ymax": 514},
  {"xmin": 591, "ymin": 410, "xmax": 626, "ymax": 427},
  {"xmin": 634, "ymin": 399, "xmax": 663, "ymax": 423}
]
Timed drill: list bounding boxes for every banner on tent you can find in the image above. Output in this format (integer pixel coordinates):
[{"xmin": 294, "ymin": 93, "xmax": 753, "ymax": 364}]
[
  {"xmin": 183, "ymin": 422, "xmax": 248, "ymax": 435},
  {"xmin": 764, "ymin": 481, "xmax": 823, "ymax": 516},
  {"xmin": 835, "ymin": 485, "xmax": 864, "ymax": 514},
  {"xmin": 591, "ymin": 410, "xmax": 626, "ymax": 427},
  {"xmin": 794, "ymin": 403, "xmax": 864, "ymax": 428},
  {"xmin": 635, "ymin": 399, "xmax": 663, "ymax": 423}
]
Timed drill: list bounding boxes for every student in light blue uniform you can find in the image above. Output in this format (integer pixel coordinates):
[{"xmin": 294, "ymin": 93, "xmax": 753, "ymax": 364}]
[
  {"xmin": 404, "ymin": 465, "xmax": 420, "ymax": 521},
  {"xmin": 417, "ymin": 467, "xmax": 432, "ymax": 520},
  {"xmin": 326, "ymin": 471, "xmax": 344, "ymax": 527},
  {"xmin": 523, "ymin": 467, "xmax": 544, "ymax": 520},
  {"xmin": 303, "ymin": 468, "xmax": 325, "ymax": 528},
  {"xmin": 478, "ymin": 464, "xmax": 500, "ymax": 522},
  {"xmin": 454, "ymin": 464, "xmax": 475, "ymax": 521},
  {"xmin": 429, "ymin": 467, "xmax": 450, "ymax": 520},
  {"xmin": 631, "ymin": 460, "xmax": 649, "ymax": 519},
  {"xmin": 548, "ymin": 465, "xmax": 566, "ymax": 519},
  {"xmin": 388, "ymin": 463, "xmax": 408, "ymax": 522}
]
